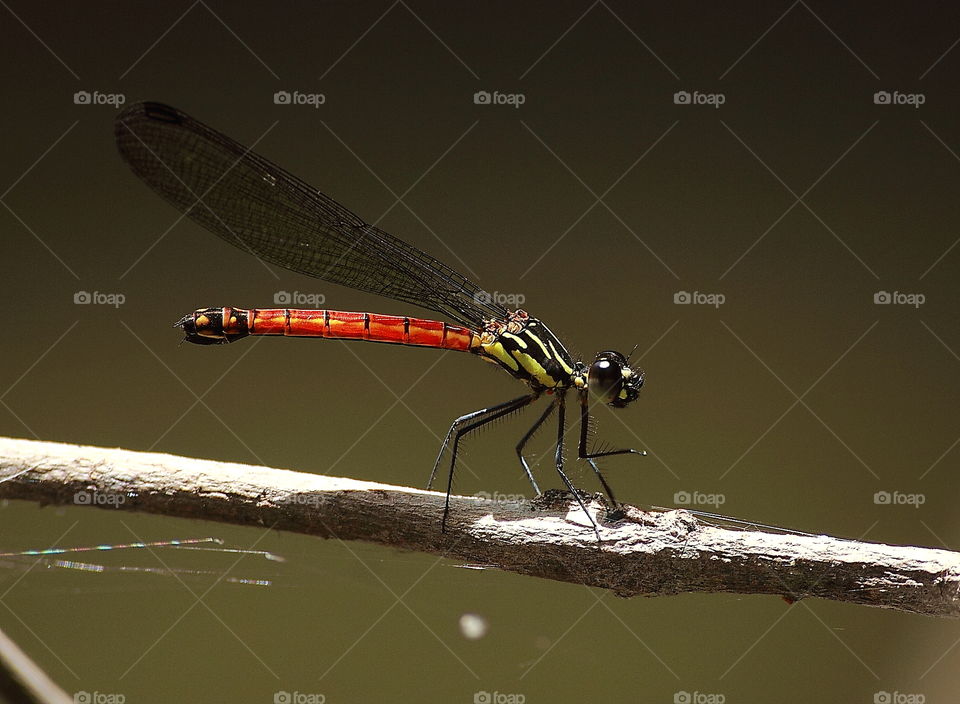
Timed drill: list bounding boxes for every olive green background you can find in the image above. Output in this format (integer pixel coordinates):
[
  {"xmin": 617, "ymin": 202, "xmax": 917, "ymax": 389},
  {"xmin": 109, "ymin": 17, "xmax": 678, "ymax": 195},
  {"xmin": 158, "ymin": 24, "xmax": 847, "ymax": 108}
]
[{"xmin": 1, "ymin": 2, "xmax": 959, "ymax": 702}]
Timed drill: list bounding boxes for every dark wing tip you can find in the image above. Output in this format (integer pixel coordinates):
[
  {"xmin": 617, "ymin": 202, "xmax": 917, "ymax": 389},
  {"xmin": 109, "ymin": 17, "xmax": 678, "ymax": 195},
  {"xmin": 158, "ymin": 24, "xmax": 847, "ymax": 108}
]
[{"xmin": 114, "ymin": 101, "xmax": 185, "ymax": 161}]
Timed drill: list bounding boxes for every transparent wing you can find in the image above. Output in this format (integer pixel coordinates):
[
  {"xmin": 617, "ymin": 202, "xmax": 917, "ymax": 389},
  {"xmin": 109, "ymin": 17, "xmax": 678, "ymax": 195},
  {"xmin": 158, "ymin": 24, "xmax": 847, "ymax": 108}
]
[{"xmin": 115, "ymin": 102, "xmax": 508, "ymax": 329}]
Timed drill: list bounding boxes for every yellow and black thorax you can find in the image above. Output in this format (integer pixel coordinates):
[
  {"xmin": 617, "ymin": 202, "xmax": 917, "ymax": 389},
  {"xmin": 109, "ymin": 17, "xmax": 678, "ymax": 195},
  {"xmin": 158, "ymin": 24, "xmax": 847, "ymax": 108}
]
[{"xmin": 473, "ymin": 310, "xmax": 584, "ymax": 391}]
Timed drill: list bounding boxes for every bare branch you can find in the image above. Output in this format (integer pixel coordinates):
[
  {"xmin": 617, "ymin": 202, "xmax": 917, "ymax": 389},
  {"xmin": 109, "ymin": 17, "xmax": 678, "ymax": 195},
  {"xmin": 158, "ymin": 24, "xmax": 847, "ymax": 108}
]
[{"xmin": 0, "ymin": 436, "xmax": 957, "ymax": 617}]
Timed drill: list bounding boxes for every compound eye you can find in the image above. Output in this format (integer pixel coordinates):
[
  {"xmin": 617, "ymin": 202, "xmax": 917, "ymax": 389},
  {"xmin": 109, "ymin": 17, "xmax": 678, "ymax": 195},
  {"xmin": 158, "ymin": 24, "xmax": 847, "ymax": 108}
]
[{"xmin": 588, "ymin": 358, "xmax": 623, "ymax": 403}]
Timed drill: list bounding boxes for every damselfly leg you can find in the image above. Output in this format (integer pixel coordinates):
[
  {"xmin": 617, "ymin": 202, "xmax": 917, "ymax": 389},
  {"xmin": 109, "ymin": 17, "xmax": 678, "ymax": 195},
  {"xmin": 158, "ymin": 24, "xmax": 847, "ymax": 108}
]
[
  {"xmin": 551, "ymin": 392, "xmax": 603, "ymax": 542},
  {"xmin": 430, "ymin": 391, "xmax": 645, "ymax": 541},
  {"xmin": 577, "ymin": 395, "xmax": 646, "ymax": 519},
  {"xmin": 515, "ymin": 402, "xmax": 556, "ymax": 495},
  {"xmin": 428, "ymin": 393, "xmax": 540, "ymax": 531}
]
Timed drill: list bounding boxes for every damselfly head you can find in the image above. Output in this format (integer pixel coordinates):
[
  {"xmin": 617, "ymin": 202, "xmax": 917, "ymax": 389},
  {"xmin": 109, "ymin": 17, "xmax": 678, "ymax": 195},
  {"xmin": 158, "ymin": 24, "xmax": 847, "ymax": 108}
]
[{"xmin": 587, "ymin": 350, "xmax": 644, "ymax": 408}]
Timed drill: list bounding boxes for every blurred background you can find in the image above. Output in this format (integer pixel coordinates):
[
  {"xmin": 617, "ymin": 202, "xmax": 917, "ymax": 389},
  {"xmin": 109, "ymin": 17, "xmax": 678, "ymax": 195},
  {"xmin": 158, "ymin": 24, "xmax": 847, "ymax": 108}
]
[{"xmin": 1, "ymin": 1, "xmax": 958, "ymax": 701}]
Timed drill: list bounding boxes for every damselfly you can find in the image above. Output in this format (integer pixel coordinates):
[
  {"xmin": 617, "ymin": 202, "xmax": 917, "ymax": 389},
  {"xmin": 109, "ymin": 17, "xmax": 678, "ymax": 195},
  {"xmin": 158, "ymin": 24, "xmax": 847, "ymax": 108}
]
[{"xmin": 115, "ymin": 102, "xmax": 646, "ymax": 538}]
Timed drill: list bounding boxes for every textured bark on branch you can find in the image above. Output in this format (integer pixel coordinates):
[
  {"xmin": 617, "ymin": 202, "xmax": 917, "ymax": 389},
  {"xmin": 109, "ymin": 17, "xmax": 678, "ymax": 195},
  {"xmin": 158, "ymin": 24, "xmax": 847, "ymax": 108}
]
[{"xmin": 0, "ymin": 436, "xmax": 957, "ymax": 618}]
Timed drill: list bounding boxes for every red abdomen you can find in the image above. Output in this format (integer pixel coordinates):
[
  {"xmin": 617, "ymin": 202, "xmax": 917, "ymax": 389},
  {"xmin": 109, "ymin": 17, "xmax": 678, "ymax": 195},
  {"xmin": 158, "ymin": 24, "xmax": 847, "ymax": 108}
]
[{"xmin": 179, "ymin": 307, "xmax": 478, "ymax": 351}]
